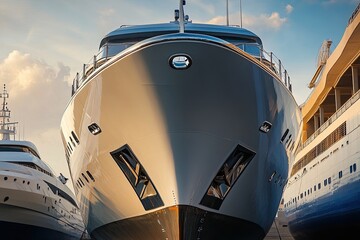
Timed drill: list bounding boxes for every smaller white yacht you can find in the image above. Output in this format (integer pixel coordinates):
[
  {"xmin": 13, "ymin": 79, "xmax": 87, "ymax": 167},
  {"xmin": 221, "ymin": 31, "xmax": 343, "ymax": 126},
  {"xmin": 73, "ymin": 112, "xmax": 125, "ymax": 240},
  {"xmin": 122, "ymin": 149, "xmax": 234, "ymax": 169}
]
[{"xmin": 0, "ymin": 85, "xmax": 86, "ymax": 239}]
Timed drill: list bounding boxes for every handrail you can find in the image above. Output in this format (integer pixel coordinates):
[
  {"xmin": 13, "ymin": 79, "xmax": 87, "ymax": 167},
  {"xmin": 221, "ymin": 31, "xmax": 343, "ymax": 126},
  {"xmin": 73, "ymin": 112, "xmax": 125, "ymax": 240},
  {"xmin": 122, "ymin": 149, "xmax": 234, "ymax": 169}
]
[
  {"xmin": 348, "ymin": 2, "xmax": 360, "ymax": 26},
  {"xmin": 71, "ymin": 39, "xmax": 292, "ymax": 96},
  {"xmin": 300, "ymin": 89, "xmax": 360, "ymax": 150}
]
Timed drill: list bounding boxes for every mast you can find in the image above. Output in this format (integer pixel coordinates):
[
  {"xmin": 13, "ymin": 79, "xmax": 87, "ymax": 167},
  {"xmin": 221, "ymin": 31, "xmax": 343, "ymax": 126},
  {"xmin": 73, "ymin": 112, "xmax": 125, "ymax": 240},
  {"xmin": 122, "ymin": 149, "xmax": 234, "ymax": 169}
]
[
  {"xmin": 0, "ymin": 84, "xmax": 18, "ymax": 140},
  {"xmin": 179, "ymin": 0, "xmax": 186, "ymax": 33}
]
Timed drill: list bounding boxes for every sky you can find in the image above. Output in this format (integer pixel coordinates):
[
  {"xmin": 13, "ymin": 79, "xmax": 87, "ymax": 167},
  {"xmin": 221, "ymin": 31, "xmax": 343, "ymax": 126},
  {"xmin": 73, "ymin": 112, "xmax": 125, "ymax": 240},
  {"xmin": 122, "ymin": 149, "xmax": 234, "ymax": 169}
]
[{"xmin": 0, "ymin": 0, "xmax": 359, "ymax": 192}]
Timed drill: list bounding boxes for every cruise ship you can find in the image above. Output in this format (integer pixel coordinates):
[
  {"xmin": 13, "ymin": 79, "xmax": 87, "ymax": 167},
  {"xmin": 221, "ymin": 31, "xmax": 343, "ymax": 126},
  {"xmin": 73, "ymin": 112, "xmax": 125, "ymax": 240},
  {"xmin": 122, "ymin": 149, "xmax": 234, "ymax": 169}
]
[
  {"xmin": 283, "ymin": 3, "xmax": 360, "ymax": 240},
  {"xmin": 0, "ymin": 85, "xmax": 86, "ymax": 239},
  {"xmin": 60, "ymin": 1, "xmax": 301, "ymax": 239}
]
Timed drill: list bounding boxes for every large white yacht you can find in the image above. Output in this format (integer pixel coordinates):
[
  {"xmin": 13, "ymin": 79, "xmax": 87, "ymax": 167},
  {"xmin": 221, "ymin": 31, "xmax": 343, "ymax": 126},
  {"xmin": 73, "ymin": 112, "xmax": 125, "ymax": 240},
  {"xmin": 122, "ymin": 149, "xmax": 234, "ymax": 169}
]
[
  {"xmin": 0, "ymin": 85, "xmax": 86, "ymax": 239},
  {"xmin": 283, "ymin": 3, "xmax": 360, "ymax": 239},
  {"xmin": 60, "ymin": 1, "xmax": 301, "ymax": 239}
]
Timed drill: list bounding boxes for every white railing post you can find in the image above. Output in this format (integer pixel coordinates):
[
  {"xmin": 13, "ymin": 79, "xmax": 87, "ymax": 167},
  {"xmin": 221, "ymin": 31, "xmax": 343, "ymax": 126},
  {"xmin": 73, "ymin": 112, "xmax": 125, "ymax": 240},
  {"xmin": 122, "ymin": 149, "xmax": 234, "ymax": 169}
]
[
  {"xmin": 76, "ymin": 73, "xmax": 79, "ymax": 89},
  {"xmin": 106, "ymin": 45, "xmax": 109, "ymax": 60},
  {"xmin": 279, "ymin": 59, "xmax": 282, "ymax": 81},
  {"xmin": 82, "ymin": 64, "xmax": 86, "ymax": 82},
  {"xmin": 289, "ymin": 76, "xmax": 292, "ymax": 92}
]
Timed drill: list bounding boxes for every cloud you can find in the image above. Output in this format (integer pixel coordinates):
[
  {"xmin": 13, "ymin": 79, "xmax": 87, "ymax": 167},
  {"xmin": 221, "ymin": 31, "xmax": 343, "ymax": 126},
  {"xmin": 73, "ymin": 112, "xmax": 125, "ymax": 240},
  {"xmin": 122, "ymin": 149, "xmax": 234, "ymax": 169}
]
[
  {"xmin": 206, "ymin": 11, "xmax": 287, "ymax": 31},
  {"xmin": 190, "ymin": 0, "xmax": 216, "ymax": 15},
  {"xmin": 246, "ymin": 12, "xmax": 287, "ymax": 30},
  {"xmin": 207, "ymin": 16, "xmax": 227, "ymax": 25},
  {"xmin": 286, "ymin": 4, "xmax": 294, "ymax": 14},
  {"xmin": 0, "ymin": 49, "xmax": 71, "ymax": 134},
  {"xmin": 0, "ymin": 50, "xmax": 73, "ymax": 187}
]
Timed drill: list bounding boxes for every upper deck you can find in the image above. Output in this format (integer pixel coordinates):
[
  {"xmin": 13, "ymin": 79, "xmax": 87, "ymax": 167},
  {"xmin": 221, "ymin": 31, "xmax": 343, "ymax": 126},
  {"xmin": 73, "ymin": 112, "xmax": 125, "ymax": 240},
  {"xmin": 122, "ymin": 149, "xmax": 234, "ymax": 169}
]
[
  {"xmin": 300, "ymin": 3, "xmax": 360, "ymax": 145},
  {"xmin": 291, "ymin": 3, "xmax": 360, "ymax": 176},
  {"xmin": 71, "ymin": 21, "xmax": 293, "ymax": 96},
  {"xmin": 99, "ymin": 22, "xmax": 262, "ymax": 48}
]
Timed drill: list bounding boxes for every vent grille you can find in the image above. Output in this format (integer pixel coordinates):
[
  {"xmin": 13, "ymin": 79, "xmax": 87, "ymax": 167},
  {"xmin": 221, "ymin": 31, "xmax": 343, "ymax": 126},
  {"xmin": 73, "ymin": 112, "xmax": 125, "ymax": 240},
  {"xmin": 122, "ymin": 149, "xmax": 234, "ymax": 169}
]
[
  {"xmin": 110, "ymin": 144, "xmax": 164, "ymax": 210},
  {"xmin": 200, "ymin": 144, "xmax": 256, "ymax": 210}
]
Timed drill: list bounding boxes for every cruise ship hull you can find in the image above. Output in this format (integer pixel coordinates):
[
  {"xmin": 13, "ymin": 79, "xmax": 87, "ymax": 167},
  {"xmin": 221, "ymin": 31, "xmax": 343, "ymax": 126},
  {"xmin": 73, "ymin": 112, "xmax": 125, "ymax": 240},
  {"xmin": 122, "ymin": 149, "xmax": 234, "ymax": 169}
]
[
  {"xmin": 61, "ymin": 34, "xmax": 301, "ymax": 239},
  {"xmin": 283, "ymin": 5, "xmax": 360, "ymax": 239},
  {"xmin": 284, "ymin": 96, "xmax": 360, "ymax": 240},
  {"xmin": 288, "ymin": 179, "xmax": 360, "ymax": 239}
]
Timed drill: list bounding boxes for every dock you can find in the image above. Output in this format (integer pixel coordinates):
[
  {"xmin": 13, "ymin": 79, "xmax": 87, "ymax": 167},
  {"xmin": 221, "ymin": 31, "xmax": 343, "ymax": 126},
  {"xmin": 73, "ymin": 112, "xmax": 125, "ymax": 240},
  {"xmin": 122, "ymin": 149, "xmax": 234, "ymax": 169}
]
[{"xmin": 264, "ymin": 210, "xmax": 294, "ymax": 240}]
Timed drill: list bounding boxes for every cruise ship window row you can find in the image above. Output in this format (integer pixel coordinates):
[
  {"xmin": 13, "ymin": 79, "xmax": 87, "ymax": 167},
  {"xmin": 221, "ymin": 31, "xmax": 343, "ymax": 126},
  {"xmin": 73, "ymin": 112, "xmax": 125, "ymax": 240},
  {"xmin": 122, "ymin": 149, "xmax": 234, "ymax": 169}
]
[
  {"xmin": 291, "ymin": 122, "xmax": 346, "ymax": 177},
  {"xmin": 285, "ymin": 162, "xmax": 358, "ymax": 208},
  {"xmin": 0, "ymin": 145, "xmax": 40, "ymax": 159},
  {"xmin": 12, "ymin": 162, "xmax": 53, "ymax": 177},
  {"xmin": 2, "ymin": 176, "xmax": 30, "ymax": 185},
  {"xmin": 1, "ymin": 176, "xmax": 78, "ymax": 206}
]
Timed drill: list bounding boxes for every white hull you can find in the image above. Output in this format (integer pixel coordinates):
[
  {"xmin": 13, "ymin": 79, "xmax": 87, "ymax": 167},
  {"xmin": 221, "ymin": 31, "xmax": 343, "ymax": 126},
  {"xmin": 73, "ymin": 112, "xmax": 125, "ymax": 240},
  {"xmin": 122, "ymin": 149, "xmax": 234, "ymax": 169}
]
[
  {"xmin": 0, "ymin": 161, "xmax": 85, "ymax": 239},
  {"xmin": 283, "ymin": 91, "xmax": 360, "ymax": 239},
  {"xmin": 61, "ymin": 33, "xmax": 301, "ymax": 239},
  {"xmin": 283, "ymin": 5, "xmax": 360, "ymax": 239}
]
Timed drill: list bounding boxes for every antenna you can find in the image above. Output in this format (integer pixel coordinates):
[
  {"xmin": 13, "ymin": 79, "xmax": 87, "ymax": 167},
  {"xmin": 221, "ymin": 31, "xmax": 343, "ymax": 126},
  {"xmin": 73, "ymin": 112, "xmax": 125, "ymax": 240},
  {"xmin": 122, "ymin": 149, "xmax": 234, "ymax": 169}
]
[
  {"xmin": 0, "ymin": 84, "xmax": 18, "ymax": 140},
  {"xmin": 226, "ymin": 0, "xmax": 229, "ymax": 26},
  {"xmin": 240, "ymin": 0, "xmax": 243, "ymax": 28}
]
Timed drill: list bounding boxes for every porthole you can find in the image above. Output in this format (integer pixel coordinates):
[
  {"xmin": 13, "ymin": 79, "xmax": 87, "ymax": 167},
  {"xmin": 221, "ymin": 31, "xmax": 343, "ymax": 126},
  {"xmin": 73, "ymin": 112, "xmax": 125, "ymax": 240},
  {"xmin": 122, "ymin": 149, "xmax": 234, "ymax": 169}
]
[
  {"xmin": 4, "ymin": 177, "xmax": 8, "ymax": 181},
  {"xmin": 169, "ymin": 54, "xmax": 192, "ymax": 70},
  {"xmin": 79, "ymin": 178, "xmax": 85, "ymax": 186},
  {"xmin": 86, "ymin": 171, "xmax": 95, "ymax": 182},
  {"xmin": 281, "ymin": 129, "xmax": 289, "ymax": 142},
  {"xmin": 82, "ymin": 173, "xmax": 89, "ymax": 183},
  {"xmin": 4, "ymin": 196, "xmax": 9, "ymax": 202},
  {"xmin": 69, "ymin": 136, "xmax": 76, "ymax": 148},
  {"xmin": 88, "ymin": 123, "xmax": 102, "ymax": 135},
  {"xmin": 71, "ymin": 131, "xmax": 80, "ymax": 144}
]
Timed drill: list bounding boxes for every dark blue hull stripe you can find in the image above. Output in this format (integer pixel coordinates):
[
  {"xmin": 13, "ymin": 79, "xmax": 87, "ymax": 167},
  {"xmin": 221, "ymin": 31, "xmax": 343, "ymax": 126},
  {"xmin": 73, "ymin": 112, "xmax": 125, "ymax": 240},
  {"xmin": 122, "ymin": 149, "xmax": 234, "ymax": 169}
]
[{"xmin": 287, "ymin": 179, "xmax": 360, "ymax": 239}]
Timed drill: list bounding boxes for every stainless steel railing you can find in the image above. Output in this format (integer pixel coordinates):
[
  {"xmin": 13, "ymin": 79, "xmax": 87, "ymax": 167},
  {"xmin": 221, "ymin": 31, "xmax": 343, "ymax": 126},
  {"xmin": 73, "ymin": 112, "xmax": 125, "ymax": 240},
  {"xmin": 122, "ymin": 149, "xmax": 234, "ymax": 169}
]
[
  {"xmin": 301, "ymin": 89, "xmax": 360, "ymax": 150},
  {"xmin": 348, "ymin": 2, "xmax": 360, "ymax": 26},
  {"xmin": 71, "ymin": 40, "xmax": 292, "ymax": 95}
]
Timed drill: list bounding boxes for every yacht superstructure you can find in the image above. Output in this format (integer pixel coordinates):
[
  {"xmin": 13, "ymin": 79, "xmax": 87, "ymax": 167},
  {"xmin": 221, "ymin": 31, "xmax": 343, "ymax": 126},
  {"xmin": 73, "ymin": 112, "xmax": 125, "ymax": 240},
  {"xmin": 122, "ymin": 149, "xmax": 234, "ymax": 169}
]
[
  {"xmin": 283, "ymin": 4, "xmax": 360, "ymax": 239},
  {"xmin": 60, "ymin": 1, "xmax": 301, "ymax": 239},
  {"xmin": 0, "ymin": 85, "xmax": 86, "ymax": 239}
]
